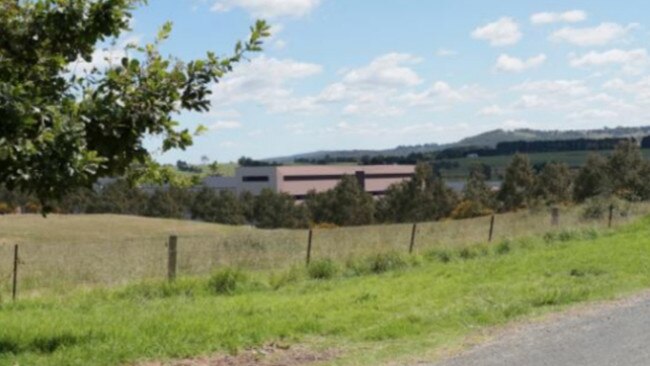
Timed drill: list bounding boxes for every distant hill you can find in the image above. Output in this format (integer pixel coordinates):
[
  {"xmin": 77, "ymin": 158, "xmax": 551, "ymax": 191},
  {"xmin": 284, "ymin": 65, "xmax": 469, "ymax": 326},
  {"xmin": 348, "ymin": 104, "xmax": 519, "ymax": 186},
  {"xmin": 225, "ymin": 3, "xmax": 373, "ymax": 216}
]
[{"xmin": 266, "ymin": 126, "xmax": 650, "ymax": 162}]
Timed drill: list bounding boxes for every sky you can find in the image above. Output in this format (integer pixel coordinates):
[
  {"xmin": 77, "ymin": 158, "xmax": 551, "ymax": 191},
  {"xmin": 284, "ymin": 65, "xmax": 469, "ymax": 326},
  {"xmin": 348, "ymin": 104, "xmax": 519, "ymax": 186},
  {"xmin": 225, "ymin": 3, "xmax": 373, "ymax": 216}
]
[{"xmin": 102, "ymin": 0, "xmax": 650, "ymax": 163}]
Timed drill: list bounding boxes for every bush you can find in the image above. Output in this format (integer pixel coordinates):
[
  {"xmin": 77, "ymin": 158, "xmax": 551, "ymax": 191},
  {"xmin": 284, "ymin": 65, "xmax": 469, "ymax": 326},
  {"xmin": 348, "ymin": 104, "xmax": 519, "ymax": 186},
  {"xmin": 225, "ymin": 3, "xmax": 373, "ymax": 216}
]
[
  {"xmin": 450, "ymin": 200, "xmax": 492, "ymax": 219},
  {"xmin": 367, "ymin": 252, "xmax": 407, "ymax": 274},
  {"xmin": 307, "ymin": 259, "xmax": 338, "ymax": 280},
  {"xmin": 495, "ymin": 240, "xmax": 511, "ymax": 255},
  {"xmin": 0, "ymin": 202, "xmax": 13, "ymax": 215},
  {"xmin": 208, "ymin": 268, "xmax": 248, "ymax": 295},
  {"xmin": 425, "ymin": 248, "xmax": 452, "ymax": 263},
  {"xmin": 269, "ymin": 266, "xmax": 305, "ymax": 290},
  {"xmin": 458, "ymin": 248, "xmax": 475, "ymax": 260}
]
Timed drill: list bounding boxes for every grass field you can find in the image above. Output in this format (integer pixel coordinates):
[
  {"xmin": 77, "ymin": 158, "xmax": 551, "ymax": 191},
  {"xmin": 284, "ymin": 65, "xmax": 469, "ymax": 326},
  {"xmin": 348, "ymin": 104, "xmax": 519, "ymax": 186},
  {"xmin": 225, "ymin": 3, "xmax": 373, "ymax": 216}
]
[
  {"xmin": 2, "ymin": 215, "xmax": 650, "ymax": 365},
  {"xmin": 0, "ymin": 203, "xmax": 647, "ymax": 294},
  {"xmin": 438, "ymin": 149, "xmax": 650, "ymax": 179}
]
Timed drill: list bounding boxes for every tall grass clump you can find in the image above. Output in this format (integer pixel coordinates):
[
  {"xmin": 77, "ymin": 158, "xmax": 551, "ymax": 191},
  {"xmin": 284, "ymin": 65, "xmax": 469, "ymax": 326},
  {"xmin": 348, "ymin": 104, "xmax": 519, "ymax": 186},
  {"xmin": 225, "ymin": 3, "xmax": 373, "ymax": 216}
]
[
  {"xmin": 207, "ymin": 268, "xmax": 249, "ymax": 295},
  {"xmin": 307, "ymin": 259, "xmax": 339, "ymax": 280},
  {"xmin": 367, "ymin": 252, "xmax": 408, "ymax": 274},
  {"xmin": 495, "ymin": 240, "xmax": 511, "ymax": 255}
]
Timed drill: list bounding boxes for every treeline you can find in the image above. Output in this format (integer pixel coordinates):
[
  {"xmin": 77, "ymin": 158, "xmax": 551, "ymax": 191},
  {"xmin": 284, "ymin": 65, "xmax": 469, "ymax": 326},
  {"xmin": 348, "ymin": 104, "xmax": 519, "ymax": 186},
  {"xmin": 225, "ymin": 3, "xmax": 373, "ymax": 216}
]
[
  {"xmin": 435, "ymin": 137, "xmax": 634, "ymax": 160},
  {"xmin": 2, "ymin": 141, "xmax": 649, "ymax": 228}
]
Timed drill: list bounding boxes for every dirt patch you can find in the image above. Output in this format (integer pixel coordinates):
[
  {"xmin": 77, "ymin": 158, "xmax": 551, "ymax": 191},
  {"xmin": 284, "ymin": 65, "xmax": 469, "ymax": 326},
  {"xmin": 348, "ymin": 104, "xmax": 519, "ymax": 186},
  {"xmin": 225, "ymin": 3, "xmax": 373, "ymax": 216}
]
[{"xmin": 137, "ymin": 344, "xmax": 337, "ymax": 366}]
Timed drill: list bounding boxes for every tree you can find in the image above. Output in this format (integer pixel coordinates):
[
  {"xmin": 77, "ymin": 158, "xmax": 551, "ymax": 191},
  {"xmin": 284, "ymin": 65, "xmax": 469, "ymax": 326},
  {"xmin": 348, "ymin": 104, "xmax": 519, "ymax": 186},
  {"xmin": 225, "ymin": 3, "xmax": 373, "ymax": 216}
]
[
  {"xmin": 574, "ymin": 153, "xmax": 610, "ymax": 202},
  {"xmin": 451, "ymin": 166, "xmax": 495, "ymax": 219},
  {"xmin": 0, "ymin": 1, "xmax": 269, "ymax": 209},
  {"xmin": 253, "ymin": 189, "xmax": 308, "ymax": 229},
  {"xmin": 607, "ymin": 140, "xmax": 650, "ymax": 200},
  {"xmin": 535, "ymin": 162, "xmax": 573, "ymax": 204},
  {"xmin": 498, "ymin": 154, "xmax": 536, "ymax": 210},
  {"xmin": 376, "ymin": 163, "xmax": 458, "ymax": 223},
  {"xmin": 86, "ymin": 179, "xmax": 148, "ymax": 214},
  {"xmin": 190, "ymin": 188, "xmax": 245, "ymax": 225},
  {"xmin": 144, "ymin": 187, "xmax": 190, "ymax": 219},
  {"xmin": 305, "ymin": 175, "xmax": 375, "ymax": 226}
]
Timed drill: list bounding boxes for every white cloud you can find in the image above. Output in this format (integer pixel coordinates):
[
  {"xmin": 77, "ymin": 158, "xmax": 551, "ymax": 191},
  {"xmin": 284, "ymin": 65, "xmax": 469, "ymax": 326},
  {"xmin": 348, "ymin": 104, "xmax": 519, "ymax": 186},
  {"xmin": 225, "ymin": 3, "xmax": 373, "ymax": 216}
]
[
  {"xmin": 568, "ymin": 109, "xmax": 618, "ymax": 120},
  {"xmin": 209, "ymin": 120, "xmax": 242, "ymax": 130},
  {"xmin": 550, "ymin": 23, "xmax": 637, "ymax": 46},
  {"xmin": 569, "ymin": 49, "xmax": 649, "ymax": 73},
  {"xmin": 603, "ymin": 77, "xmax": 650, "ymax": 104},
  {"xmin": 471, "ymin": 17, "xmax": 522, "ymax": 47},
  {"xmin": 512, "ymin": 80, "xmax": 590, "ymax": 96},
  {"xmin": 401, "ymin": 81, "xmax": 485, "ymax": 109},
  {"xmin": 211, "ymin": 0, "xmax": 320, "ymax": 18},
  {"xmin": 436, "ymin": 48, "xmax": 458, "ymax": 57},
  {"xmin": 342, "ymin": 53, "xmax": 422, "ymax": 88},
  {"xmin": 495, "ymin": 54, "xmax": 546, "ymax": 73},
  {"xmin": 307, "ymin": 53, "xmax": 423, "ymax": 116},
  {"xmin": 478, "ymin": 105, "xmax": 507, "ymax": 116},
  {"xmin": 211, "ymin": 56, "xmax": 323, "ymax": 113},
  {"xmin": 530, "ymin": 10, "xmax": 586, "ymax": 25},
  {"xmin": 502, "ymin": 119, "xmax": 532, "ymax": 128},
  {"xmin": 513, "ymin": 95, "xmax": 549, "ymax": 109}
]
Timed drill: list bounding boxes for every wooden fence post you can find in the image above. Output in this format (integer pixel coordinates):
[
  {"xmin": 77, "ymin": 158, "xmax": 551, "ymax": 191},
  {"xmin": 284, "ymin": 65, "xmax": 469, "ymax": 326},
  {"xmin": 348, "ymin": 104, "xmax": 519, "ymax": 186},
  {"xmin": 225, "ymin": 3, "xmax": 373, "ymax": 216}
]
[
  {"xmin": 167, "ymin": 235, "xmax": 178, "ymax": 282},
  {"xmin": 409, "ymin": 223, "xmax": 417, "ymax": 254},
  {"xmin": 306, "ymin": 229, "xmax": 313, "ymax": 265},
  {"xmin": 608, "ymin": 204, "xmax": 614, "ymax": 228},
  {"xmin": 12, "ymin": 244, "xmax": 18, "ymax": 301},
  {"xmin": 551, "ymin": 207, "xmax": 560, "ymax": 226},
  {"xmin": 488, "ymin": 215, "xmax": 495, "ymax": 242}
]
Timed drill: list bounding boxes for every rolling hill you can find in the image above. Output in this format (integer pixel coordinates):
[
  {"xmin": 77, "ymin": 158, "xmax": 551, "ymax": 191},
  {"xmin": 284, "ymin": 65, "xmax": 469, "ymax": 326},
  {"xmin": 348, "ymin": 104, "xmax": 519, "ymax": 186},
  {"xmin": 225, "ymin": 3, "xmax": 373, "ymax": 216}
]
[{"xmin": 266, "ymin": 126, "xmax": 650, "ymax": 162}]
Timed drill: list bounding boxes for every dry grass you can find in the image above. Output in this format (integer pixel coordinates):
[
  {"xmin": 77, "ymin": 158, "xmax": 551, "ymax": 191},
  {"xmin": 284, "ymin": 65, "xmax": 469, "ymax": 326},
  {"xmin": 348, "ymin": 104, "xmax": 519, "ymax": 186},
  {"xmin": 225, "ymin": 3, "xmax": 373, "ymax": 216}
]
[{"xmin": 0, "ymin": 203, "xmax": 648, "ymax": 293}]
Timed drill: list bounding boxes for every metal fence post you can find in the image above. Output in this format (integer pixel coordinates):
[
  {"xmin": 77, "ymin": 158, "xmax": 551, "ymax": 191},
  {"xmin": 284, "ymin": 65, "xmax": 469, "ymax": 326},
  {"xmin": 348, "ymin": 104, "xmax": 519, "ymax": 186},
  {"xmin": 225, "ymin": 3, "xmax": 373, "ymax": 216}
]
[
  {"xmin": 167, "ymin": 235, "xmax": 178, "ymax": 282},
  {"xmin": 608, "ymin": 204, "xmax": 614, "ymax": 228}
]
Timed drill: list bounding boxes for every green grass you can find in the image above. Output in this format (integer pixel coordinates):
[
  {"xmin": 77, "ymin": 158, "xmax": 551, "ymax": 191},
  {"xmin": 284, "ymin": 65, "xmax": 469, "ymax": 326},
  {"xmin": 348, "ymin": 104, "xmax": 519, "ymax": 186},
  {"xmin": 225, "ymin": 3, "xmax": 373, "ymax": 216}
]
[
  {"xmin": 439, "ymin": 148, "xmax": 650, "ymax": 179},
  {"xmin": 2, "ymin": 219, "xmax": 650, "ymax": 365},
  {"xmin": 0, "ymin": 203, "xmax": 648, "ymax": 294}
]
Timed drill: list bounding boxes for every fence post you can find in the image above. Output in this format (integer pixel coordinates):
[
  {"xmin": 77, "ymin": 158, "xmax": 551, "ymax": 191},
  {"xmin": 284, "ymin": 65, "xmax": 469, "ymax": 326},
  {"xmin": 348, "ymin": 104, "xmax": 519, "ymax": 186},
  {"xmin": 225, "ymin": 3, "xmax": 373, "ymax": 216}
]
[
  {"xmin": 488, "ymin": 214, "xmax": 495, "ymax": 242},
  {"xmin": 167, "ymin": 235, "xmax": 178, "ymax": 282},
  {"xmin": 12, "ymin": 244, "xmax": 18, "ymax": 301},
  {"xmin": 409, "ymin": 223, "xmax": 417, "ymax": 254},
  {"xmin": 306, "ymin": 229, "xmax": 313, "ymax": 265},
  {"xmin": 608, "ymin": 204, "xmax": 614, "ymax": 228},
  {"xmin": 551, "ymin": 207, "xmax": 560, "ymax": 226}
]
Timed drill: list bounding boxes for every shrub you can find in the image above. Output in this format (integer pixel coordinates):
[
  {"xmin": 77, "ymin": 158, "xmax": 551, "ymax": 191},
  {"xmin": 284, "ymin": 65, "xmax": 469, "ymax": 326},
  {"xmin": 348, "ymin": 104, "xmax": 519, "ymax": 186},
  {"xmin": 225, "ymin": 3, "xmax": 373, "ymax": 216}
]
[
  {"xmin": 208, "ymin": 268, "xmax": 248, "ymax": 295},
  {"xmin": 425, "ymin": 248, "xmax": 452, "ymax": 263},
  {"xmin": 269, "ymin": 266, "xmax": 305, "ymax": 290},
  {"xmin": 312, "ymin": 222, "xmax": 338, "ymax": 229},
  {"xmin": 0, "ymin": 202, "xmax": 13, "ymax": 215},
  {"xmin": 367, "ymin": 252, "xmax": 407, "ymax": 274},
  {"xmin": 450, "ymin": 200, "xmax": 493, "ymax": 220},
  {"xmin": 458, "ymin": 248, "xmax": 476, "ymax": 260},
  {"xmin": 308, "ymin": 259, "xmax": 338, "ymax": 280},
  {"xmin": 495, "ymin": 240, "xmax": 511, "ymax": 255}
]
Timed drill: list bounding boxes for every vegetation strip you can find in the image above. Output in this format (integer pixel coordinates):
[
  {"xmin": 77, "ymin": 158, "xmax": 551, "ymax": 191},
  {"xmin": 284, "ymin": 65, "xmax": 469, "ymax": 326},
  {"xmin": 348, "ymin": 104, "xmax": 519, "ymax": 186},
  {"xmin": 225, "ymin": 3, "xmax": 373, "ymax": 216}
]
[{"xmin": 2, "ymin": 218, "xmax": 650, "ymax": 365}]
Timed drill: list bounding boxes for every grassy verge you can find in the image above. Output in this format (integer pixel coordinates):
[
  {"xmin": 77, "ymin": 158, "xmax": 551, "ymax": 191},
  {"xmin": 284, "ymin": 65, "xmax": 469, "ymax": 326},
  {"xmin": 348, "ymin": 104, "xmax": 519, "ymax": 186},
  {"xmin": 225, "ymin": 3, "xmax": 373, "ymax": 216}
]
[{"xmin": 2, "ymin": 220, "xmax": 650, "ymax": 365}]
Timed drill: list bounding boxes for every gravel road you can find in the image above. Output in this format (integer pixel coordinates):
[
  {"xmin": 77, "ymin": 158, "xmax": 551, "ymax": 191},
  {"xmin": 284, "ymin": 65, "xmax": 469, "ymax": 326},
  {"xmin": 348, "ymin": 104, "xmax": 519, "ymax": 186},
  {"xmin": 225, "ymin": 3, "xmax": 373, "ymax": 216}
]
[{"xmin": 431, "ymin": 292, "xmax": 650, "ymax": 366}]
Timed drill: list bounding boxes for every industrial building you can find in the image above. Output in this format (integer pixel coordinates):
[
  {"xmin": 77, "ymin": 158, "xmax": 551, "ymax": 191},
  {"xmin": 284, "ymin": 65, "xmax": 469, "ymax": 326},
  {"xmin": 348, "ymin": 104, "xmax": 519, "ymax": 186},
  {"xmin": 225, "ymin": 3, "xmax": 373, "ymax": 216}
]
[{"xmin": 202, "ymin": 165, "xmax": 416, "ymax": 198}]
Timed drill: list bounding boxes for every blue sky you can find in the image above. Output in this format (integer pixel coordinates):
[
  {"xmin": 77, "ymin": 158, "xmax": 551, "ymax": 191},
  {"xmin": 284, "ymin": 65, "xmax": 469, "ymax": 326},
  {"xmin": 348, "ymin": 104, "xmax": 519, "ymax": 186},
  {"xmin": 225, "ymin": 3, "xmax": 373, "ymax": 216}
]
[{"xmin": 107, "ymin": 0, "xmax": 650, "ymax": 163}]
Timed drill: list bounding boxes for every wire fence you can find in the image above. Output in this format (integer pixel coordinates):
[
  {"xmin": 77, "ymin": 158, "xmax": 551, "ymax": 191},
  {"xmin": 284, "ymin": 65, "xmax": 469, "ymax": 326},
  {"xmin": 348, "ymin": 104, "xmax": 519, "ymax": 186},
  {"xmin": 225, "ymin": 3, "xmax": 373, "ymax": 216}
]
[{"xmin": 1, "ymin": 202, "xmax": 649, "ymax": 299}]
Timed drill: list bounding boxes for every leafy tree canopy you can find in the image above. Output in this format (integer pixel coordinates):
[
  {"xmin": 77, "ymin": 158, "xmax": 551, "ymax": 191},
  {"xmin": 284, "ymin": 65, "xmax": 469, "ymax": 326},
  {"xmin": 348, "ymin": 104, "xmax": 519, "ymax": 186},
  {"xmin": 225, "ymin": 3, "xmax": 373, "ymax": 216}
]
[{"xmin": 0, "ymin": 0, "xmax": 269, "ymax": 210}]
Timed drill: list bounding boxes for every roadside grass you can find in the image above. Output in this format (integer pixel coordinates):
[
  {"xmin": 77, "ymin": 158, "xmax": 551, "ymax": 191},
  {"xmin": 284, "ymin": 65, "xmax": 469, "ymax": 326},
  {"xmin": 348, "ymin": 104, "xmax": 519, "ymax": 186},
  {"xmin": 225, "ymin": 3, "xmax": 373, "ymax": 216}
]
[
  {"xmin": 0, "ymin": 202, "xmax": 646, "ymax": 293},
  {"xmin": 2, "ymin": 219, "xmax": 650, "ymax": 365}
]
